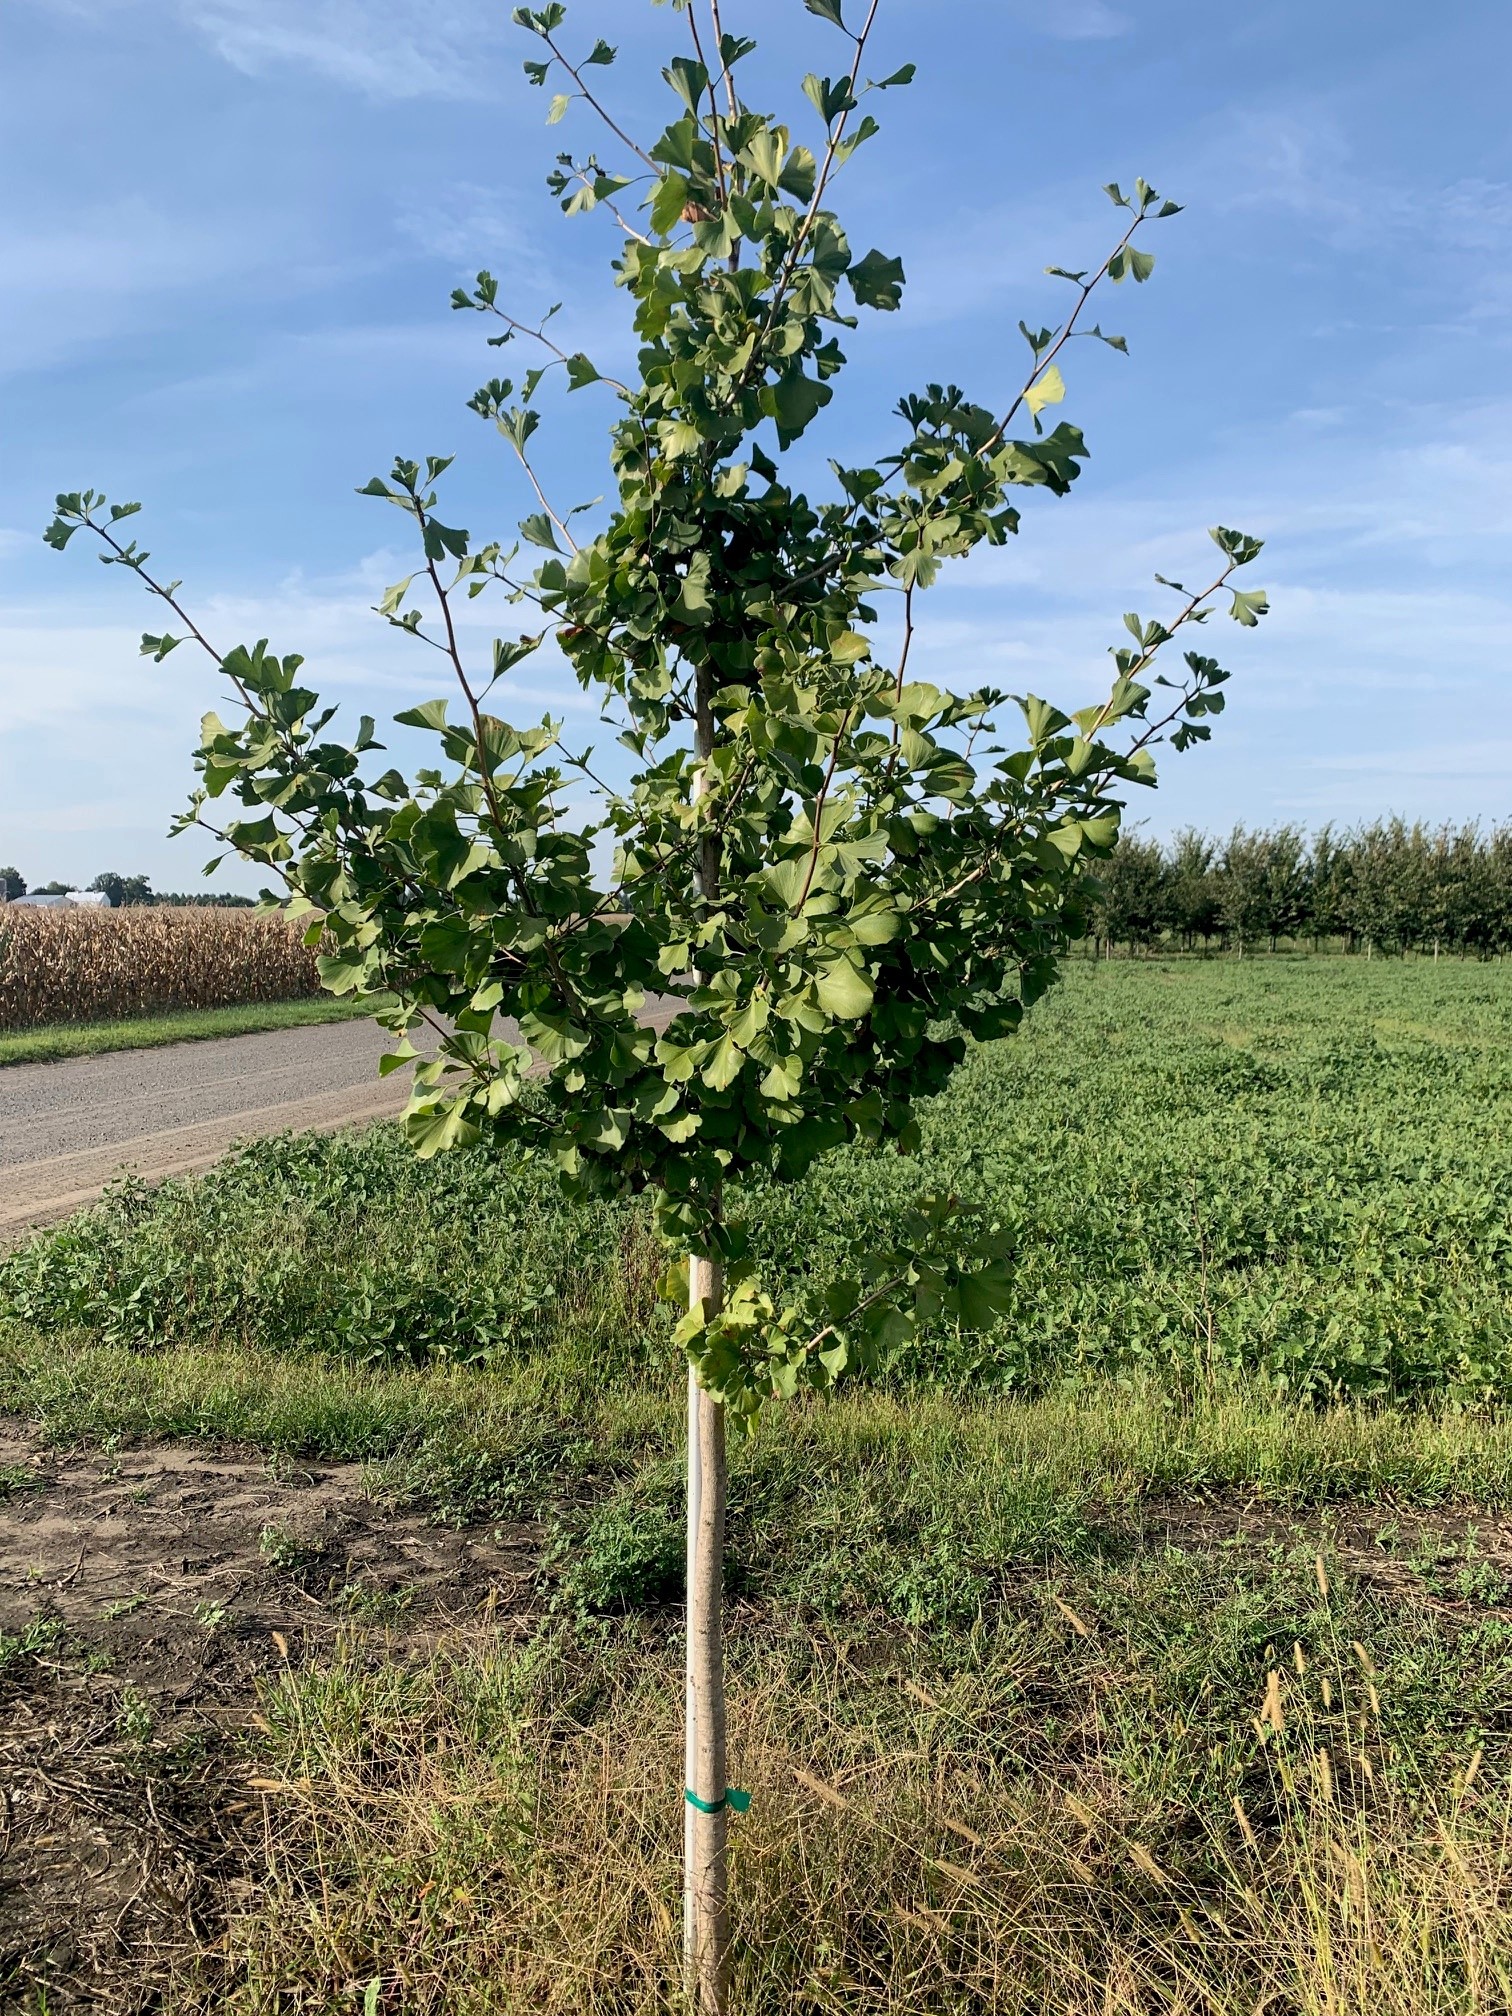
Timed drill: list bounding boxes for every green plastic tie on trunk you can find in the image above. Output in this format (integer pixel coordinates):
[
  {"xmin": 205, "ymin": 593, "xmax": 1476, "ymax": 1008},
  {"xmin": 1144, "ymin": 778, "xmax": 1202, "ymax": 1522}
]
[{"xmin": 685, "ymin": 1787, "xmax": 751, "ymax": 1815}]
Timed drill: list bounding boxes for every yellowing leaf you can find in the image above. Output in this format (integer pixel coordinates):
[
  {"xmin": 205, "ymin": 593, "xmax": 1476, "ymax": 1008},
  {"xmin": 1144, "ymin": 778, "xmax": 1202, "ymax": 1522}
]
[{"xmin": 1024, "ymin": 362, "xmax": 1066, "ymax": 418}]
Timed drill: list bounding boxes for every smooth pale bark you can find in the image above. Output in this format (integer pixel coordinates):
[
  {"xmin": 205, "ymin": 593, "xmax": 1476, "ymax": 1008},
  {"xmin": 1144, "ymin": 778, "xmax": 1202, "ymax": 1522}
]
[
  {"xmin": 684, "ymin": 1258, "xmax": 729, "ymax": 2014},
  {"xmin": 683, "ymin": 665, "xmax": 731, "ymax": 2013}
]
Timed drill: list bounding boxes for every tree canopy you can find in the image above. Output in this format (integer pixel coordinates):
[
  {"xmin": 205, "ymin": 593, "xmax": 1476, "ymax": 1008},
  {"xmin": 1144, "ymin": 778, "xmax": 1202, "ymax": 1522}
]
[{"xmin": 46, "ymin": 3, "xmax": 1266, "ymax": 1425}]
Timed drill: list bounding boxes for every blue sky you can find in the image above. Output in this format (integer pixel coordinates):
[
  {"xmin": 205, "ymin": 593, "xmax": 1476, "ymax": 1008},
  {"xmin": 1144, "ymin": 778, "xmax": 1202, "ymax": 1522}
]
[{"xmin": 2, "ymin": 0, "xmax": 1509, "ymax": 894}]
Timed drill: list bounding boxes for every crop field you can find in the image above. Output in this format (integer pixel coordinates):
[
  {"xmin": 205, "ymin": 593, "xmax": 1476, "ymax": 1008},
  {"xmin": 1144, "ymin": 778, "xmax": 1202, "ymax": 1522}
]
[
  {"xmin": 0, "ymin": 903, "xmax": 320, "ymax": 1031},
  {"xmin": 1, "ymin": 958, "xmax": 1511, "ymax": 2012}
]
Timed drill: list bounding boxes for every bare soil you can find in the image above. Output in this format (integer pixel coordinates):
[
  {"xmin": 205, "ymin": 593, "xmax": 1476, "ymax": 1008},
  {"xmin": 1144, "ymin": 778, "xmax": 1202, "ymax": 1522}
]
[
  {"xmin": 1137, "ymin": 1493, "xmax": 1512, "ymax": 1621},
  {"xmin": 4, "ymin": 1424, "xmax": 1511, "ymax": 2012},
  {"xmin": 0, "ymin": 1425, "xmax": 539, "ymax": 2013}
]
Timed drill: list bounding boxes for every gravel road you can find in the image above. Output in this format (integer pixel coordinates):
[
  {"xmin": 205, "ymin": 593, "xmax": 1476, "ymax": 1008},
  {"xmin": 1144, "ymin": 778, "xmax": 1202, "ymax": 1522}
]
[
  {"xmin": 0, "ymin": 997, "xmax": 684, "ymax": 1242},
  {"xmin": 0, "ymin": 1019, "xmax": 419, "ymax": 1241}
]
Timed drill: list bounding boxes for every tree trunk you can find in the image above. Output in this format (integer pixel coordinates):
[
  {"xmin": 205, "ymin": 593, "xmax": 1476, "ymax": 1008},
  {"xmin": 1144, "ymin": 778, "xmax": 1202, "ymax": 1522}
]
[
  {"xmin": 684, "ymin": 1261, "xmax": 729, "ymax": 2013},
  {"xmin": 683, "ymin": 661, "xmax": 731, "ymax": 2013}
]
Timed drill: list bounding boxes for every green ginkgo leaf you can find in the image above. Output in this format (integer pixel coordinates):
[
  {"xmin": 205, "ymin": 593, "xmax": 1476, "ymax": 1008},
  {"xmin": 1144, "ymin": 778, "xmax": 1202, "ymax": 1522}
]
[{"xmin": 814, "ymin": 960, "xmax": 874, "ymax": 1019}]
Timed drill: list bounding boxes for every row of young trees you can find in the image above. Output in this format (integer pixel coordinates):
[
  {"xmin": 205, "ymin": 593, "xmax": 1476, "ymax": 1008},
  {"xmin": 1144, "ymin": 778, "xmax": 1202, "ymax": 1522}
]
[{"xmin": 1091, "ymin": 820, "xmax": 1512, "ymax": 956}]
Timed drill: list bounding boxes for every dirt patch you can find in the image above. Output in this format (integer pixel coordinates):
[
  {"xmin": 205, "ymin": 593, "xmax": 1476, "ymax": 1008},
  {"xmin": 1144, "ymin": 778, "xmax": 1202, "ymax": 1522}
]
[
  {"xmin": 0, "ymin": 1424, "xmax": 540, "ymax": 2013},
  {"xmin": 1136, "ymin": 1494, "xmax": 1512, "ymax": 1619}
]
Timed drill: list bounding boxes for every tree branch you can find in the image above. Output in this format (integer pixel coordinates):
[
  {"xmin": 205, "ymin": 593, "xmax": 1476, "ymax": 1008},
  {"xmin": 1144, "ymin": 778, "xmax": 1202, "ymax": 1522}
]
[
  {"xmin": 512, "ymin": 445, "xmax": 581, "ymax": 553},
  {"xmin": 81, "ymin": 516, "xmax": 246, "ymax": 704},
  {"xmin": 762, "ymin": 2, "xmax": 881, "ymax": 328},
  {"xmin": 707, "ymin": 0, "xmax": 740, "ymax": 120},
  {"xmin": 981, "ymin": 209, "xmax": 1150, "ymax": 457},
  {"xmin": 476, "ymin": 301, "xmax": 632, "ymax": 393},
  {"xmin": 685, "ymin": 6, "xmax": 730, "ymax": 219},
  {"xmin": 542, "ymin": 31, "xmax": 657, "ymax": 169},
  {"xmin": 795, "ymin": 706, "xmax": 854, "ymax": 911}
]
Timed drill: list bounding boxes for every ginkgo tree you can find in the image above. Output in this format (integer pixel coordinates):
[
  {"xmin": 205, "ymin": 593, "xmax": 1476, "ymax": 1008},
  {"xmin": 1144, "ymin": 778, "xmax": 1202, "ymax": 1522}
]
[{"xmin": 47, "ymin": 1, "xmax": 1267, "ymax": 2005}]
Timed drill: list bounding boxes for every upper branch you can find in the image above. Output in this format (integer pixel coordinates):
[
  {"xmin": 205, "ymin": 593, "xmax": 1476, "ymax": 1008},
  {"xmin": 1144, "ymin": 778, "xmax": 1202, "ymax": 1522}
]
[
  {"xmin": 685, "ymin": 5, "xmax": 732, "ymax": 240},
  {"xmin": 538, "ymin": 28, "xmax": 656, "ymax": 169},
  {"xmin": 706, "ymin": 0, "xmax": 740, "ymax": 120},
  {"xmin": 983, "ymin": 198, "xmax": 1167, "ymax": 456}
]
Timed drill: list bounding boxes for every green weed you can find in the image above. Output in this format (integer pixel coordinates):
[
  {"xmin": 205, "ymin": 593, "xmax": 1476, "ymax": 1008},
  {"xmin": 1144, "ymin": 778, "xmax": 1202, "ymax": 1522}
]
[{"xmin": 0, "ymin": 1614, "xmax": 62, "ymax": 1678}]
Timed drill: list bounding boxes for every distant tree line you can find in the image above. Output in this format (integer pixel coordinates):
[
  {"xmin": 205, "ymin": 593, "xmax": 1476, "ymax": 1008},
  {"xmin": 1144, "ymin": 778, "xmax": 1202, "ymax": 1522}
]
[
  {"xmin": 9, "ymin": 833, "xmax": 1511, "ymax": 949},
  {"xmin": 0, "ymin": 868, "xmax": 253, "ymax": 909},
  {"xmin": 1090, "ymin": 821, "xmax": 1512, "ymax": 957}
]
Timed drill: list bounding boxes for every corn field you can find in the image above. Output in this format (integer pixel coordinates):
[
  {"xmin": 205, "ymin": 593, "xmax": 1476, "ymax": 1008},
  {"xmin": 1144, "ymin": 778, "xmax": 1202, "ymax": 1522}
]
[{"xmin": 0, "ymin": 905, "xmax": 322, "ymax": 1030}]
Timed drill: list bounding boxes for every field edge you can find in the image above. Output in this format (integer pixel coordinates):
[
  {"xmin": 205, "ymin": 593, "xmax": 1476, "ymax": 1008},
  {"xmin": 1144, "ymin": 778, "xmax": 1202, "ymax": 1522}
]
[{"xmin": 0, "ymin": 993, "xmax": 382, "ymax": 1067}]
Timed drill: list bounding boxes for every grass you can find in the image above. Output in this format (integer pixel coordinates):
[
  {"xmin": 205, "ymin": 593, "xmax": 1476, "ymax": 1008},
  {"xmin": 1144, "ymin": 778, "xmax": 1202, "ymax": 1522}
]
[
  {"xmin": 222, "ymin": 1597, "xmax": 1512, "ymax": 2014},
  {"xmin": 0, "ymin": 991, "xmax": 379, "ymax": 1067},
  {"xmin": 7, "ymin": 1337, "xmax": 1512, "ymax": 1538},
  {"xmin": 4, "ymin": 958, "xmax": 1512, "ymax": 2010},
  {"xmin": 14, "ymin": 1328, "xmax": 1500, "ymax": 2012}
]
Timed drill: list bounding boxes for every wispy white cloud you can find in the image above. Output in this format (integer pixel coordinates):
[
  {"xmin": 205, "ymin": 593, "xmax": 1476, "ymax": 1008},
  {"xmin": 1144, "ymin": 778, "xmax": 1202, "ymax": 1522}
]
[
  {"xmin": 0, "ymin": 555, "xmax": 594, "ymax": 886},
  {"xmin": 125, "ymin": 318, "xmax": 490, "ymax": 412},
  {"xmin": 179, "ymin": 0, "xmax": 504, "ymax": 101},
  {"xmin": 906, "ymin": 97, "xmax": 1512, "ymax": 340},
  {"xmin": 1210, "ymin": 104, "xmax": 1512, "ymax": 276},
  {"xmin": 0, "ymin": 192, "xmax": 333, "ymax": 379},
  {"xmin": 875, "ymin": 380, "xmax": 1512, "ymax": 833},
  {"xmin": 395, "ymin": 183, "xmax": 534, "ymax": 266},
  {"xmin": 23, "ymin": 0, "xmax": 506, "ymax": 99}
]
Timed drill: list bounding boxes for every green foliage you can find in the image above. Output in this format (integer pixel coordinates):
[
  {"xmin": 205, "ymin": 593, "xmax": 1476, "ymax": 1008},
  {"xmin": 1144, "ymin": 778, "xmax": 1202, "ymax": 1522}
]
[
  {"xmin": 1088, "ymin": 820, "xmax": 1512, "ymax": 956},
  {"xmin": 0, "ymin": 1613, "xmax": 63, "ymax": 1680},
  {"xmin": 0, "ymin": 1124, "xmax": 650, "ymax": 1371},
  {"xmin": 46, "ymin": 4, "xmax": 1264, "ymax": 1418},
  {"xmin": 84, "ymin": 871, "xmax": 255, "ymax": 908},
  {"xmin": 551, "ymin": 1463, "xmax": 690, "ymax": 1614},
  {"xmin": 7, "ymin": 961, "xmax": 1512, "ymax": 1406},
  {"xmin": 88, "ymin": 871, "xmax": 153, "ymax": 906}
]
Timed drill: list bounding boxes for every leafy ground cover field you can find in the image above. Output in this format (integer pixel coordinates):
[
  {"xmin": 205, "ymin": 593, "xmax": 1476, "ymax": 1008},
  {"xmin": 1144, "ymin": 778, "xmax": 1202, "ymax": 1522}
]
[
  {"xmin": 9, "ymin": 956, "xmax": 1511, "ymax": 1399},
  {"xmin": 0, "ymin": 993, "xmax": 377, "ymax": 1068},
  {"xmin": 1, "ymin": 958, "xmax": 1510, "ymax": 2012}
]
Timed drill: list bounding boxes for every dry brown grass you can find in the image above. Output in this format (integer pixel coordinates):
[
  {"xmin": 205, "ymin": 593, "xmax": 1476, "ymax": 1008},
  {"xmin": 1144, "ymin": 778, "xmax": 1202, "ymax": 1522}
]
[
  {"xmin": 212, "ymin": 1619, "xmax": 1512, "ymax": 2016},
  {"xmin": 0, "ymin": 904, "xmax": 320, "ymax": 1029}
]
